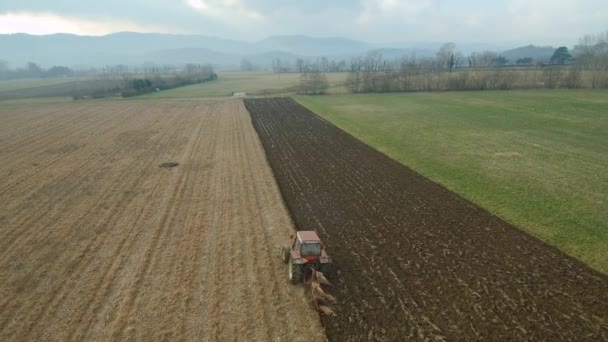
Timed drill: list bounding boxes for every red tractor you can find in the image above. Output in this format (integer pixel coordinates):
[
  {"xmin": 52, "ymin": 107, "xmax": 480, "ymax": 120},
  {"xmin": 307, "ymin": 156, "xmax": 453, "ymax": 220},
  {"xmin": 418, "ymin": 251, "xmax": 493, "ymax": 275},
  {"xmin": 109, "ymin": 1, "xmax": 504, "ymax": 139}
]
[{"xmin": 282, "ymin": 231, "xmax": 331, "ymax": 284}]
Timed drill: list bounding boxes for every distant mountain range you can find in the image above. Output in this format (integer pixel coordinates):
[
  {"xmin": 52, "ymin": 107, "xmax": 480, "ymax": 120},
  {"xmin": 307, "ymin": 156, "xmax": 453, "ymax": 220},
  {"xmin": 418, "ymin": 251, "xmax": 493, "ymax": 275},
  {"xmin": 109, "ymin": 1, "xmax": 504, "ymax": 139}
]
[
  {"xmin": 0, "ymin": 32, "xmax": 555, "ymax": 70},
  {"xmin": 500, "ymin": 45, "xmax": 555, "ymax": 62}
]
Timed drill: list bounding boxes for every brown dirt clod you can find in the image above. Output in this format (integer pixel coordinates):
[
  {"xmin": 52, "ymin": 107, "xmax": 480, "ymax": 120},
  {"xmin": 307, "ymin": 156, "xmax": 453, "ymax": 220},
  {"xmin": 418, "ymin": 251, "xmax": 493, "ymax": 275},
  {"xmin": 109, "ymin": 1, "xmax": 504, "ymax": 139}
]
[{"xmin": 159, "ymin": 161, "xmax": 179, "ymax": 168}]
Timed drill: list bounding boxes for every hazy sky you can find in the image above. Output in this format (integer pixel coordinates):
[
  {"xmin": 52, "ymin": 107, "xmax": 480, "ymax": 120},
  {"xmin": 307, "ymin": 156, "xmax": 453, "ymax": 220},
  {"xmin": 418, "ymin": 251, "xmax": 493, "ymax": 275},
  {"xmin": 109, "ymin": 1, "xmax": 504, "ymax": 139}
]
[{"xmin": 0, "ymin": 0, "xmax": 606, "ymax": 46}]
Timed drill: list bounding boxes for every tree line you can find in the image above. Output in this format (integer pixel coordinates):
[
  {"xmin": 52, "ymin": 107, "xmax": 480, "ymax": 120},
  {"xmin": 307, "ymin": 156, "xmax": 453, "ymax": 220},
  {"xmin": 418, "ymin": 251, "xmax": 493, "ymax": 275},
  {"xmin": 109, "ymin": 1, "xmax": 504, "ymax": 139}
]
[
  {"xmin": 575, "ymin": 31, "xmax": 608, "ymax": 88},
  {"xmin": 241, "ymin": 56, "xmax": 350, "ymax": 74},
  {"xmin": 120, "ymin": 63, "xmax": 217, "ymax": 97},
  {"xmin": 0, "ymin": 61, "xmax": 214, "ymax": 81},
  {"xmin": 298, "ymin": 59, "xmax": 330, "ymax": 95},
  {"xmin": 344, "ymin": 33, "xmax": 607, "ymax": 93},
  {"xmin": 0, "ymin": 61, "xmax": 74, "ymax": 79},
  {"xmin": 72, "ymin": 63, "xmax": 217, "ymax": 99},
  {"xmin": 256, "ymin": 30, "xmax": 607, "ymax": 95}
]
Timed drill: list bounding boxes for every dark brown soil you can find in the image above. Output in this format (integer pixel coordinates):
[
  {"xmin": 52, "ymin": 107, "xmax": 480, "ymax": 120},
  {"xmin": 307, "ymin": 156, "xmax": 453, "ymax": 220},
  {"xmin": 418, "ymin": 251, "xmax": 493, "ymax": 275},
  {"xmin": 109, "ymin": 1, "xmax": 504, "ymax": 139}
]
[{"xmin": 245, "ymin": 97, "xmax": 608, "ymax": 341}]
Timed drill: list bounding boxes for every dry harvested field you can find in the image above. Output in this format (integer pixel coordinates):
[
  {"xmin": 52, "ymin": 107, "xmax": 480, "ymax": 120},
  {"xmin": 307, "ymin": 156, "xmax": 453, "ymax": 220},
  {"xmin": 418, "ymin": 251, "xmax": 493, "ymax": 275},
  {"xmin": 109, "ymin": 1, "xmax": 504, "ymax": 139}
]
[
  {"xmin": 0, "ymin": 78, "xmax": 123, "ymax": 100},
  {"xmin": 0, "ymin": 99, "xmax": 324, "ymax": 341},
  {"xmin": 245, "ymin": 97, "xmax": 608, "ymax": 341}
]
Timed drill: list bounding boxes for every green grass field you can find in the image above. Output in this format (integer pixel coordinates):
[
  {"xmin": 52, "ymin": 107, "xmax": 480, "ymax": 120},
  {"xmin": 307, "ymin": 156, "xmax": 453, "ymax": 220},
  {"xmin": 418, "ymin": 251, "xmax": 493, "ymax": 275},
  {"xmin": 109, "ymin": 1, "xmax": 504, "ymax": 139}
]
[
  {"xmin": 295, "ymin": 90, "xmax": 608, "ymax": 273},
  {"xmin": 142, "ymin": 71, "xmax": 348, "ymax": 99}
]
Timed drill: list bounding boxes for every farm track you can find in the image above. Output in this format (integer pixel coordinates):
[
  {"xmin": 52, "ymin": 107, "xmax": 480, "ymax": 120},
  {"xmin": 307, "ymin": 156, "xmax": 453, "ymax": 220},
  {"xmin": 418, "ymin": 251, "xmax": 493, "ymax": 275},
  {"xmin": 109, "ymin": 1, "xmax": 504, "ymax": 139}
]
[
  {"xmin": 0, "ymin": 99, "xmax": 325, "ymax": 341},
  {"xmin": 245, "ymin": 97, "xmax": 608, "ymax": 341}
]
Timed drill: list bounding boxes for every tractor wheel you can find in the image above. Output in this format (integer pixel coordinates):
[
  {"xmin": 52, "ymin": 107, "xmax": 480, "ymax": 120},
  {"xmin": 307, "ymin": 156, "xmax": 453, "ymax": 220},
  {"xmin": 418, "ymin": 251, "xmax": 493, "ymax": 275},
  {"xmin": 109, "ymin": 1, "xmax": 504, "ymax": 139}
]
[
  {"xmin": 281, "ymin": 246, "xmax": 290, "ymax": 264},
  {"xmin": 303, "ymin": 265, "xmax": 314, "ymax": 283},
  {"xmin": 288, "ymin": 258, "xmax": 302, "ymax": 284}
]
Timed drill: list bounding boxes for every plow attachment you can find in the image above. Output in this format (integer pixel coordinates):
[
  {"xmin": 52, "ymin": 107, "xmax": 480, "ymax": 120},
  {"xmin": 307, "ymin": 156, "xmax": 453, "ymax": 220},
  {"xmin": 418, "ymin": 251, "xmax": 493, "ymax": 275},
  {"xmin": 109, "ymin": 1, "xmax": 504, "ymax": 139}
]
[{"xmin": 307, "ymin": 269, "xmax": 337, "ymax": 316}]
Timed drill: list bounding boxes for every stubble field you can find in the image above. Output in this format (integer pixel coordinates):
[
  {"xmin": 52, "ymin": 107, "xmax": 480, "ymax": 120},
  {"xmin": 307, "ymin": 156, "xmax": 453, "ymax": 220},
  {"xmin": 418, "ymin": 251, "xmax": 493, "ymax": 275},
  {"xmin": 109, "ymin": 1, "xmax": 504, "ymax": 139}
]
[{"xmin": 0, "ymin": 99, "xmax": 324, "ymax": 341}]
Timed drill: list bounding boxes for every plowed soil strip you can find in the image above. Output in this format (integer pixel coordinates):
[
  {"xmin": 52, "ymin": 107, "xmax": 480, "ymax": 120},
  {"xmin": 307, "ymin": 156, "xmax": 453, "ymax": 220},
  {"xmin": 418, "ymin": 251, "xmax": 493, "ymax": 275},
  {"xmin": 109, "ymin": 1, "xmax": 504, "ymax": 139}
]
[
  {"xmin": 0, "ymin": 99, "xmax": 324, "ymax": 341},
  {"xmin": 245, "ymin": 97, "xmax": 608, "ymax": 341}
]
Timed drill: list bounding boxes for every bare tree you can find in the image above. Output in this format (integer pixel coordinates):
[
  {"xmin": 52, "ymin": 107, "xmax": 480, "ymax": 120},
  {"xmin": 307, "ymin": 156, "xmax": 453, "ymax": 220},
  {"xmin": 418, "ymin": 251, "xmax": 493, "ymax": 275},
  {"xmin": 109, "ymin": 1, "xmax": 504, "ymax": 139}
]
[
  {"xmin": 469, "ymin": 51, "xmax": 497, "ymax": 68},
  {"xmin": 143, "ymin": 62, "xmax": 160, "ymax": 79},
  {"xmin": 359, "ymin": 51, "xmax": 385, "ymax": 92},
  {"xmin": 346, "ymin": 56, "xmax": 363, "ymax": 92},
  {"xmin": 436, "ymin": 42, "xmax": 458, "ymax": 71},
  {"xmin": 300, "ymin": 61, "xmax": 329, "ymax": 95},
  {"xmin": 574, "ymin": 30, "xmax": 608, "ymax": 88},
  {"xmin": 320, "ymin": 56, "xmax": 329, "ymax": 72},
  {"xmin": 271, "ymin": 58, "xmax": 283, "ymax": 79},
  {"xmin": 296, "ymin": 58, "xmax": 305, "ymax": 73}
]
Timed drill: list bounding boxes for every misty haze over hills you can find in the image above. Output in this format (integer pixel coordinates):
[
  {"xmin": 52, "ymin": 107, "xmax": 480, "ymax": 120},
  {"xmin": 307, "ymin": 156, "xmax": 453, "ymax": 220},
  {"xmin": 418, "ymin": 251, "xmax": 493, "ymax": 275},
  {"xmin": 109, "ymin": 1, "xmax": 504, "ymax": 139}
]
[{"xmin": 0, "ymin": 32, "xmax": 556, "ymax": 70}]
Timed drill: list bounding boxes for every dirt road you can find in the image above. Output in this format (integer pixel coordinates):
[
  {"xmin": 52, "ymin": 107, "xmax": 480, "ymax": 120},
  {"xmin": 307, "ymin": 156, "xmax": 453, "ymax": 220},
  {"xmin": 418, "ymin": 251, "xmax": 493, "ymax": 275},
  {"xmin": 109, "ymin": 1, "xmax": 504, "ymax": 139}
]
[
  {"xmin": 246, "ymin": 97, "xmax": 608, "ymax": 341},
  {"xmin": 0, "ymin": 99, "xmax": 324, "ymax": 341}
]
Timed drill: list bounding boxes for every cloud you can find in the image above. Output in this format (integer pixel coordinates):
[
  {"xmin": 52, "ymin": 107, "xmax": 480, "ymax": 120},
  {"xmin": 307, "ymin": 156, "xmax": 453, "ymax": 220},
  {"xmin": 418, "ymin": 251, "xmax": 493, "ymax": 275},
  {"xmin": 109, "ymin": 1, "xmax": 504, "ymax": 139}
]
[
  {"xmin": 0, "ymin": 11, "xmax": 178, "ymax": 36},
  {"xmin": 502, "ymin": 0, "xmax": 606, "ymax": 43},
  {"xmin": 185, "ymin": 0, "xmax": 263, "ymax": 20},
  {"xmin": 358, "ymin": 0, "xmax": 433, "ymax": 24},
  {"xmin": 349, "ymin": 0, "xmax": 608, "ymax": 46},
  {"xmin": 0, "ymin": 0, "xmax": 606, "ymax": 46}
]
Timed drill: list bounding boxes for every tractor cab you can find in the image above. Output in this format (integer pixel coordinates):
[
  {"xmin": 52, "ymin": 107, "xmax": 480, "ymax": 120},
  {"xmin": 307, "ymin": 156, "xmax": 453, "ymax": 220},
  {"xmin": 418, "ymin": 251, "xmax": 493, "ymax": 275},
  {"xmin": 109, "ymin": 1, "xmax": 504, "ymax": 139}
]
[{"xmin": 294, "ymin": 231, "xmax": 322, "ymax": 258}]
